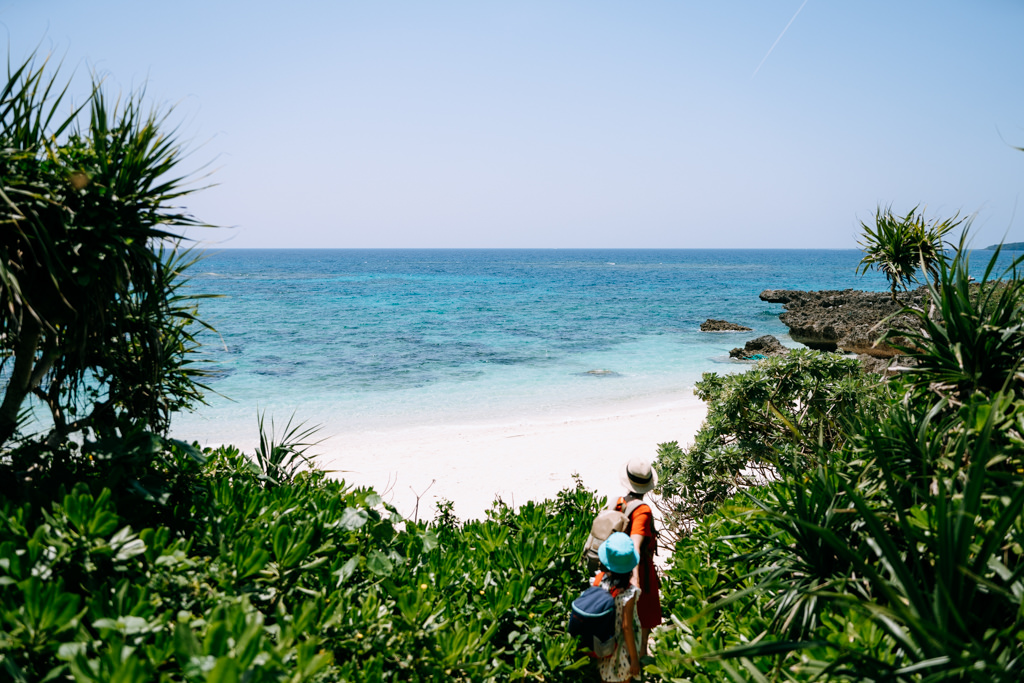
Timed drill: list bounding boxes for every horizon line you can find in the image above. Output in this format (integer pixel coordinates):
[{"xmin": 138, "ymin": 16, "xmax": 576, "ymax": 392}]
[{"xmin": 193, "ymin": 245, "xmax": 868, "ymax": 251}]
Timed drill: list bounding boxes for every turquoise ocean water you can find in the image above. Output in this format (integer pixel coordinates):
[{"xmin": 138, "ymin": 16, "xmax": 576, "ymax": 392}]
[{"xmin": 169, "ymin": 249, "xmax": 895, "ymax": 447}]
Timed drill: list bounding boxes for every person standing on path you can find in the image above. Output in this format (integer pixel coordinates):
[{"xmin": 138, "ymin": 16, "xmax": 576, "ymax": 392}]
[
  {"xmin": 595, "ymin": 533, "xmax": 642, "ymax": 683},
  {"xmin": 620, "ymin": 457, "xmax": 662, "ymax": 657}
]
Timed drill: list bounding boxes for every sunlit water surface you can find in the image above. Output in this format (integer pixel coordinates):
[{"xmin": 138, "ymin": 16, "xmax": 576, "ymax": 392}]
[{"xmin": 165, "ymin": 248, "xmax": 901, "ymax": 447}]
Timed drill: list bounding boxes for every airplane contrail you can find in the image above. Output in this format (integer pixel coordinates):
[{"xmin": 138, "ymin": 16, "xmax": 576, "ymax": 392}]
[{"xmin": 752, "ymin": 0, "xmax": 810, "ymax": 78}]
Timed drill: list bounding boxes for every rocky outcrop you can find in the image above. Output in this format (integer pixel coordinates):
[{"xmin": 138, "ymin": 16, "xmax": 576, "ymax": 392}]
[
  {"xmin": 759, "ymin": 288, "xmax": 926, "ymax": 357},
  {"xmin": 729, "ymin": 335, "xmax": 787, "ymax": 360},
  {"xmin": 855, "ymin": 353, "xmax": 918, "ymax": 376},
  {"xmin": 700, "ymin": 319, "xmax": 753, "ymax": 332}
]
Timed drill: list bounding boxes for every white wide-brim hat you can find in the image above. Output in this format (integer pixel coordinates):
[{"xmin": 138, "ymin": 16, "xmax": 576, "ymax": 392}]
[{"xmin": 621, "ymin": 457, "xmax": 658, "ymax": 494}]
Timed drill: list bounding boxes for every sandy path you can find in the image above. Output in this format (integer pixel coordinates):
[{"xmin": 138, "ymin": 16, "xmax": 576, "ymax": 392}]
[{"xmin": 316, "ymin": 394, "xmax": 707, "ymax": 522}]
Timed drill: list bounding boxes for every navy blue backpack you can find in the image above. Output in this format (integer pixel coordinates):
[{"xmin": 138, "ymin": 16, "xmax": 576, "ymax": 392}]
[{"xmin": 568, "ymin": 585, "xmax": 619, "ymax": 658}]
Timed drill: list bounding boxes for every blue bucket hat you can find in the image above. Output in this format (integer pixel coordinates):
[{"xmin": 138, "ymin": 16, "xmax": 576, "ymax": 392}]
[{"xmin": 598, "ymin": 531, "xmax": 640, "ymax": 574}]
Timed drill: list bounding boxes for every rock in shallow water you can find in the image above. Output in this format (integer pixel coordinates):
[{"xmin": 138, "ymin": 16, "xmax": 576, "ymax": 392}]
[
  {"xmin": 700, "ymin": 318, "xmax": 753, "ymax": 332},
  {"xmin": 759, "ymin": 288, "xmax": 927, "ymax": 357},
  {"xmin": 729, "ymin": 335, "xmax": 787, "ymax": 360}
]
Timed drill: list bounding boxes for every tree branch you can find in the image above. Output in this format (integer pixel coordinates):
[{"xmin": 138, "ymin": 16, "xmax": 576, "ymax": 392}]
[{"xmin": 0, "ymin": 315, "xmax": 43, "ymax": 446}]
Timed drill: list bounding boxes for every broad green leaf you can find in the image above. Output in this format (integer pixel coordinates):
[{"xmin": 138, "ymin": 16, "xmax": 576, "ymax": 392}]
[
  {"xmin": 205, "ymin": 657, "xmax": 240, "ymax": 683},
  {"xmin": 339, "ymin": 507, "xmax": 368, "ymax": 531},
  {"xmin": 366, "ymin": 549, "xmax": 393, "ymax": 577},
  {"xmin": 421, "ymin": 528, "xmax": 439, "ymax": 552},
  {"xmin": 56, "ymin": 642, "xmax": 88, "ymax": 662},
  {"xmin": 334, "ymin": 555, "xmax": 360, "ymax": 586}
]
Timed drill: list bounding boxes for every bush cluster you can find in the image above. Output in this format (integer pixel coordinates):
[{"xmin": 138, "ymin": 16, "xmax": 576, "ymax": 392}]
[
  {"xmin": 656, "ymin": 348, "xmax": 889, "ymax": 527},
  {"xmin": 652, "ymin": 246, "xmax": 1024, "ymax": 682},
  {"xmin": 6, "ymin": 51, "xmax": 1024, "ymax": 683},
  {"xmin": 0, "ymin": 443, "xmax": 606, "ymax": 682},
  {"xmin": 2, "ymin": 54, "xmax": 617, "ymax": 683}
]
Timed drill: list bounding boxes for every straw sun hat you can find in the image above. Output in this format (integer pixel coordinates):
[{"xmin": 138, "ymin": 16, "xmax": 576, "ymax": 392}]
[{"xmin": 620, "ymin": 457, "xmax": 658, "ymax": 494}]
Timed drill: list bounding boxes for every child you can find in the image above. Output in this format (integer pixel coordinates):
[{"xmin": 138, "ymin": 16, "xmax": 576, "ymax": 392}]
[{"xmin": 595, "ymin": 532, "xmax": 642, "ymax": 682}]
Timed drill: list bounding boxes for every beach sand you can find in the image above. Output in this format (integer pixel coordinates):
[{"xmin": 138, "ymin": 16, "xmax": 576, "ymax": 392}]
[{"xmin": 317, "ymin": 393, "xmax": 708, "ymax": 522}]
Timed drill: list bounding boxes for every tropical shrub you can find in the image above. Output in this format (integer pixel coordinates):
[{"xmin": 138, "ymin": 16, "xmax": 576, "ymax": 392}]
[
  {"xmin": 0, "ymin": 54, "xmax": 212, "ymax": 449},
  {"xmin": 0, "ymin": 447, "xmax": 608, "ymax": 682},
  {"xmin": 655, "ymin": 349, "xmax": 888, "ymax": 528},
  {"xmin": 647, "ymin": 495, "xmax": 779, "ymax": 681},
  {"xmin": 250, "ymin": 412, "xmax": 324, "ymax": 487},
  {"xmin": 717, "ymin": 387, "xmax": 1024, "ymax": 680},
  {"xmin": 884, "ymin": 238, "xmax": 1024, "ymax": 404},
  {"xmin": 652, "ymin": 243, "xmax": 1024, "ymax": 682},
  {"xmin": 857, "ymin": 205, "xmax": 964, "ymax": 301}
]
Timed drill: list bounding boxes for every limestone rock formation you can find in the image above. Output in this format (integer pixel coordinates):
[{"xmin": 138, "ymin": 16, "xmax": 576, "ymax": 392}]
[
  {"xmin": 759, "ymin": 288, "xmax": 926, "ymax": 357},
  {"xmin": 855, "ymin": 353, "xmax": 918, "ymax": 376},
  {"xmin": 700, "ymin": 319, "xmax": 753, "ymax": 332},
  {"xmin": 729, "ymin": 335, "xmax": 787, "ymax": 360}
]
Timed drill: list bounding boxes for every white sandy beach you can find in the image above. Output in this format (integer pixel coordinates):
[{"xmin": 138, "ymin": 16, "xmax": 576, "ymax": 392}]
[{"xmin": 317, "ymin": 394, "xmax": 708, "ymax": 522}]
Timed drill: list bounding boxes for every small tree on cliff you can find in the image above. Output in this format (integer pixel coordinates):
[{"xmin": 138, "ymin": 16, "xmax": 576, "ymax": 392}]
[
  {"xmin": 857, "ymin": 205, "xmax": 963, "ymax": 301},
  {"xmin": 0, "ymin": 55, "xmax": 213, "ymax": 448}
]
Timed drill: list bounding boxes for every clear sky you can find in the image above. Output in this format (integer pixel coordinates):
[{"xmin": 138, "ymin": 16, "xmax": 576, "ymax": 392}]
[{"xmin": 4, "ymin": 1, "xmax": 1024, "ymax": 249}]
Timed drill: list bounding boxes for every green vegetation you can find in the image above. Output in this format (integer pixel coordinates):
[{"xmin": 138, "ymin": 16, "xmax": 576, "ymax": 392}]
[
  {"xmin": 653, "ymin": 239, "xmax": 1024, "ymax": 681},
  {"xmin": 0, "ymin": 55, "xmax": 212, "ymax": 449},
  {"xmin": 655, "ymin": 349, "xmax": 889, "ymax": 530},
  {"xmin": 0, "ymin": 443, "xmax": 605, "ymax": 682},
  {"xmin": 857, "ymin": 205, "xmax": 964, "ymax": 301},
  {"xmin": 251, "ymin": 412, "xmax": 325, "ymax": 487},
  {"xmin": 4, "ymin": 52, "xmax": 1023, "ymax": 682}
]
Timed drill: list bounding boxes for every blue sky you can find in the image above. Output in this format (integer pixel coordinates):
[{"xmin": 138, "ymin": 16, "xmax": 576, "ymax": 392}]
[{"xmin": 5, "ymin": 1, "xmax": 1024, "ymax": 249}]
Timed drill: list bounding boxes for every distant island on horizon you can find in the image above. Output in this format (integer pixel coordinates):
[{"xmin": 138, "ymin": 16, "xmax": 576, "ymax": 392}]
[{"xmin": 983, "ymin": 242, "xmax": 1024, "ymax": 250}]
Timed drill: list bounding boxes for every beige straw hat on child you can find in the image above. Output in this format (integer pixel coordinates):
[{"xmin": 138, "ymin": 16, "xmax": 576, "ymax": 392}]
[{"xmin": 621, "ymin": 457, "xmax": 658, "ymax": 494}]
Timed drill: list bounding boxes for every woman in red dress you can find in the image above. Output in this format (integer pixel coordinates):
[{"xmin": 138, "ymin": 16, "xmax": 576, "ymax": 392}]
[{"xmin": 620, "ymin": 457, "xmax": 662, "ymax": 657}]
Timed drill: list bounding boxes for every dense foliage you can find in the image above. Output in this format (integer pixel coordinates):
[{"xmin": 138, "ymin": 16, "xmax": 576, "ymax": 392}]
[
  {"xmin": 5, "ymin": 51, "xmax": 1024, "ymax": 683},
  {"xmin": 856, "ymin": 206, "xmax": 963, "ymax": 301},
  {"xmin": 652, "ymin": 244, "xmax": 1024, "ymax": 682},
  {"xmin": 0, "ymin": 443, "xmax": 605, "ymax": 682},
  {"xmin": 0, "ymin": 56, "xmax": 211, "ymax": 449},
  {"xmin": 655, "ymin": 349, "xmax": 889, "ymax": 528}
]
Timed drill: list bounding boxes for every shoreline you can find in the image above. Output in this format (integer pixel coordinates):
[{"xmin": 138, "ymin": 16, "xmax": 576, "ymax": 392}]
[{"xmin": 317, "ymin": 392, "xmax": 708, "ymax": 521}]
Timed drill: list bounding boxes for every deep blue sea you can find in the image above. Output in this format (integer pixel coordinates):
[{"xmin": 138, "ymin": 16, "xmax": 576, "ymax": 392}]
[{"xmin": 169, "ymin": 249, "xmax": 896, "ymax": 446}]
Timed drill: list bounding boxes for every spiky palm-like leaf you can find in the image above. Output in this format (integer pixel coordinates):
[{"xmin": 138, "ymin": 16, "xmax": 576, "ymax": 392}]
[
  {"xmin": 857, "ymin": 206, "xmax": 965, "ymax": 302},
  {"xmin": 0, "ymin": 53, "xmax": 215, "ymax": 446},
  {"xmin": 884, "ymin": 236, "xmax": 1024, "ymax": 405},
  {"xmin": 252, "ymin": 411, "xmax": 325, "ymax": 486}
]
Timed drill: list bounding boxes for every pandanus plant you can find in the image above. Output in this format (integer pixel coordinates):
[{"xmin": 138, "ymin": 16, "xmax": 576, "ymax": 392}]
[
  {"xmin": 715, "ymin": 243, "xmax": 1024, "ymax": 681},
  {"xmin": 857, "ymin": 205, "xmax": 964, "ymax": 302},
  {"xmin": 0, "ymin": 54, "xmax": 214, "ymax": 448}
]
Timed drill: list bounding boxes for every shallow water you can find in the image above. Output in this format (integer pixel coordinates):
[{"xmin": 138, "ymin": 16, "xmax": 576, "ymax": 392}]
[{"xmin": 168, "ymin": 248, "xmax": 895, "ymax": 446}]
